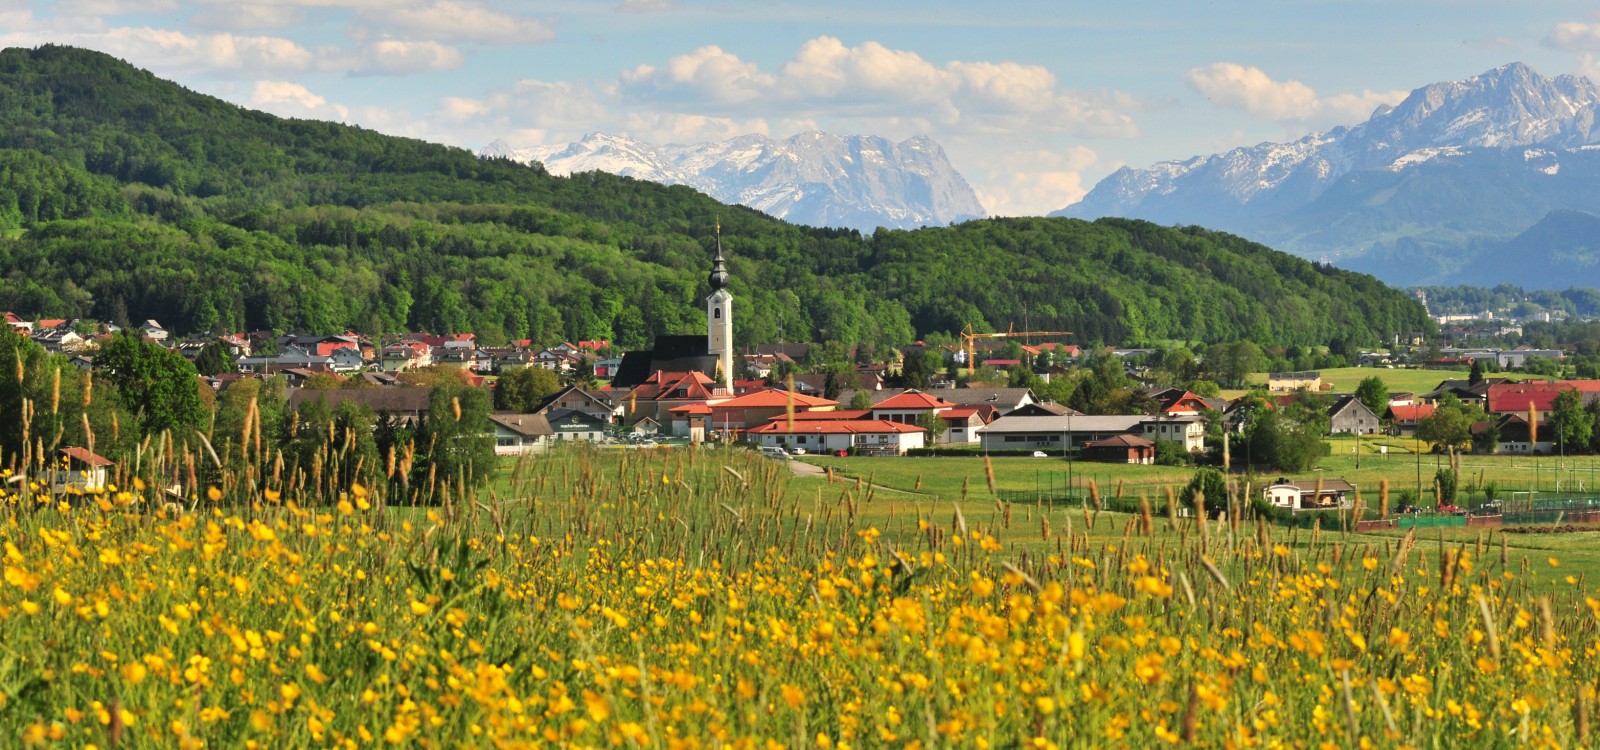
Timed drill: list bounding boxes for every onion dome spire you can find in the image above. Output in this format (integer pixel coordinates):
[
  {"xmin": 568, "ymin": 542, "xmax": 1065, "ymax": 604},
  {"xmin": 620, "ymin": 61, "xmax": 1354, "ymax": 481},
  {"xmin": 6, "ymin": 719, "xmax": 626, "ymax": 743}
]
[{"xmin": 708, "ymin": 219, "xmax": 729, "ymax": 291}]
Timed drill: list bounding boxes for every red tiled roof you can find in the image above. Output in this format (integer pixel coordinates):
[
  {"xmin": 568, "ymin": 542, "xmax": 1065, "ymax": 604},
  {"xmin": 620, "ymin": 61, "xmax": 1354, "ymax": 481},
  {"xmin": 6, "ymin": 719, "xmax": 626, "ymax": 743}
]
[
  {"xmin": 669, "ymin": 403, "xmax": 713, "ymax": 415},
  {"xmin": 1084, "ymin": 434, "xmax": 1154, "ymax": 448},
  {"xmin": 748, "ymin": 420, "xmax": 925, "ymax": 435},
  {"xmin": 1388, "ymin": 404, "xmax": 1435, "ymax": 421},
  {"xmin": 60, "ymin": 446, "xmax": 113, "ymax": 467},
  {"xmin": 711, "ymin": 389, "xmax": 837, "ymax": 409},
  {"xmin": 629, "ymin": 371, "xmax": 719, "ymax": 401},
  {"xmin": 767, "ymin": 410, "xmax": 873, "ymax": 422},
  {"xmin": 873, "ymin": 390, "xmax": 957, "ymax": 410},
  {"xmin": 1487, "ymin": 382, "xmax": 1576, "ymax": 413}
]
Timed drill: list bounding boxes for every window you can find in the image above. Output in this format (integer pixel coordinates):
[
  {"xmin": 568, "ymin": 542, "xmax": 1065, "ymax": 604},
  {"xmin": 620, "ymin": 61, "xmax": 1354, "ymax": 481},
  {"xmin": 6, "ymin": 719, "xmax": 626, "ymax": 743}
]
[{"xmin": 714, "ymin": 307, "xmax": 722, "ymax": 319}]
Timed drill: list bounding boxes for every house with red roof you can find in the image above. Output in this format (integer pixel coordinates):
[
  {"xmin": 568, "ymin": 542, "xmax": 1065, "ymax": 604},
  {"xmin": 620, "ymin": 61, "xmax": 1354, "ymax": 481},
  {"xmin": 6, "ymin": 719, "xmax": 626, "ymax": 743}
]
[
  {"xmin": 1385, "ymin": 403, "xmax": 1436, "ymax": 437},
  {"xmin": 668, "ymin": 403, "xmax": 715, "ymax": 442},
  {"xmin": 1486, "ymin": 381, "xmax": 1580, "ymax": 415},
  {"xmin": 1082, "ymin": 434, "xmax": 1156, "ymax": 464},
  {"xmin": 53, "ymin": 446, "xmax": 114, "ymax": 493},
  {"xmin": 746, "ymin": 419, "xmax": 926, "ymax": 456},
  {"xmin": 3, "ymin": 312, "xmax": 31, "ymax": 334},
  {"xmin": 1149, "ymin": 388, "xmax": 1212, "ymax": 416},
  {"xmin": 870, "ymin": 389, "xmax": 958, "ymax": 425},
  {"xmin": 699, "ymin": 388, "xmax": 837, "ymax": 432},
  {"xmin": 940, "ymin": 405, "xmax": 998, "ymax": 444}
]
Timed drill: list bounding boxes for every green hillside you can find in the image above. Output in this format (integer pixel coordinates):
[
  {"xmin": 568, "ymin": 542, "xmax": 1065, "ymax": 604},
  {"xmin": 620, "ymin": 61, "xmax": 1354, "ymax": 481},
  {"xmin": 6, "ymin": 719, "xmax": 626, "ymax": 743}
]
[{"xmin": 0, "ymin": 45, "xmax": 1431, "ymax": 349}]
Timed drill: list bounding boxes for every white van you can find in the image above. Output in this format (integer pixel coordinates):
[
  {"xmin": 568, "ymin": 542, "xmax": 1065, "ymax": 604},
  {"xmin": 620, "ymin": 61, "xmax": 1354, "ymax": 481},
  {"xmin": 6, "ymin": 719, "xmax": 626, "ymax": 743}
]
[{"xmin": 758, "ymin": 446, "xmax": 790, "ymax": 459}]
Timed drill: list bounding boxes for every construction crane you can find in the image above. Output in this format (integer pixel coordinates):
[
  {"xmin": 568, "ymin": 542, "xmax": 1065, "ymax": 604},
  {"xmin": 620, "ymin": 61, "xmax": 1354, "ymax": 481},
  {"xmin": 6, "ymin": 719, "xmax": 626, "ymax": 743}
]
[{"xmin": 960, "ymin": 324, "xmax": 1072, "ymax": 376}]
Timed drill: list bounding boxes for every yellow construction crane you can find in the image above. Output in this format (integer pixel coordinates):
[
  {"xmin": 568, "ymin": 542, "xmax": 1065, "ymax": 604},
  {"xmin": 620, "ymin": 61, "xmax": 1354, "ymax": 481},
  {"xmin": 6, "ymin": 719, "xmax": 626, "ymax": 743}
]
[{"xmin": 961, "ymin": 324, "xmax": 1073, "ymax": 376}]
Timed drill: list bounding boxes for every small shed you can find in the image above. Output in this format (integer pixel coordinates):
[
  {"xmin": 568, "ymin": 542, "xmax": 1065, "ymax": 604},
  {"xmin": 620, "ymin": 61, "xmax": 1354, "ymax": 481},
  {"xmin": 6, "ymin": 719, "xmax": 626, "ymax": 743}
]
[
  {"xmin": 1081, "ymin": 434, "xmax": 1156, "ymax": 464},
  {"xmin": 55, "ymin": 447, "xmax": 114, "ymax": 493}
]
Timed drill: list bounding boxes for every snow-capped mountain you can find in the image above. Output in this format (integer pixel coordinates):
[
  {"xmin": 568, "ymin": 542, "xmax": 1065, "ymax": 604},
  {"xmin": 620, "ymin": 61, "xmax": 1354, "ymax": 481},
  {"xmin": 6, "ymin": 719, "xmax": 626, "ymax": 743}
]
[
  {"xmin": 1055, "ymin": 63, "xmax": 1600, "ymax": 287},
  {"xmin": 481, "ymin": 132, "xmax": 987, "ymax": 232}
]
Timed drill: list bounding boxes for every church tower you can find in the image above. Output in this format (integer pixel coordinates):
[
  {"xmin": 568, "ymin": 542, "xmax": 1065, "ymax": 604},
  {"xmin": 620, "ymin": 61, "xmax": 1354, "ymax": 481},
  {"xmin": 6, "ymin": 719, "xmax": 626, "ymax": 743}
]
[{"xmin": 706, "ymin": 223, "xmax": 734, "ymax": 391}]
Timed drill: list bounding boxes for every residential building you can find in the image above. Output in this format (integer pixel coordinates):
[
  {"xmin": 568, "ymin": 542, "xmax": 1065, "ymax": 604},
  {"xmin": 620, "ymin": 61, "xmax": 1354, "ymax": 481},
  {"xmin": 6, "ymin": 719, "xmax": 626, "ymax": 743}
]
[
  {"xmin": 1138, "ymin": 415, "xmax": 1206, "ymax": 452},
  {"xmin": 745, "ymin": 420, "xmax": 926, "ymax": 456},
  {"xmin": 1327, "ymin": 395, "xmax": 1381, "ymax": 435},
  {"xmin": 546, "ymin": 409, "xmax": 609, "ymax": 443},
  {"xmin": 489, "ymin": 413, "xmax": 553, "ymax": 456},
  {"xmin": 1267, "ymin": 372, "xmax": 1321, "ymax": 392}
]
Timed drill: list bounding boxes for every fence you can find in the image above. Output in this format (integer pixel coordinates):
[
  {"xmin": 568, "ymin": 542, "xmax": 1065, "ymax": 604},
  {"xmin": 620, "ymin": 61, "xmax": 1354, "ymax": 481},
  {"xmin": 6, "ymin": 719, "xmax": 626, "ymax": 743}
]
[{"xmin": 1396, "ymin": 515, "xmax": 1467, "ymax": 529}]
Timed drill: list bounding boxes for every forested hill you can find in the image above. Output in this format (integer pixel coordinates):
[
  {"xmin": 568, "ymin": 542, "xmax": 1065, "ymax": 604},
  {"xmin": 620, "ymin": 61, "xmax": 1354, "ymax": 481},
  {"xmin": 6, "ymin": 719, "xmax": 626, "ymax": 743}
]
[{"xmin": 0, "ymin": 45, "xmax": 1430, "ymax": 350}]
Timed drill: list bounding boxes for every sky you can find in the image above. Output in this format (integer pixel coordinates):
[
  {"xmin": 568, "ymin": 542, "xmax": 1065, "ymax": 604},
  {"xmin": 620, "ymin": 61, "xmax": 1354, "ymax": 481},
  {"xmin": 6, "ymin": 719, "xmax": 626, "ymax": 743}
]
[{"xmin": 5, "ymin": 1, "xmax": 1600, "ymax": 217}]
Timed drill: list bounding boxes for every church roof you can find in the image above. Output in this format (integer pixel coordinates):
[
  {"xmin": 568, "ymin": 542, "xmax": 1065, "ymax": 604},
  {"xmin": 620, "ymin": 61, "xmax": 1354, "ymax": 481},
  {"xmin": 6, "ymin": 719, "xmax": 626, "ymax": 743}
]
[
  {"xmin": 629, "ymin": 371, "xmax": 719, "ymax": 401},
  {"xmin": 611, "ymin": 335, "xmax": 719, "ymax": 388}
]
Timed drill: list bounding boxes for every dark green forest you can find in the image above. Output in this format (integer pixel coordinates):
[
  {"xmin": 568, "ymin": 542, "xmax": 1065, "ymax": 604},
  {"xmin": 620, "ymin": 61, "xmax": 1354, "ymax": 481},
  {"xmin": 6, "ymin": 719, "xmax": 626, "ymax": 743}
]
[{"xmin": 0, "ymin": 45, "xmax": 1431, "ymax": 350}]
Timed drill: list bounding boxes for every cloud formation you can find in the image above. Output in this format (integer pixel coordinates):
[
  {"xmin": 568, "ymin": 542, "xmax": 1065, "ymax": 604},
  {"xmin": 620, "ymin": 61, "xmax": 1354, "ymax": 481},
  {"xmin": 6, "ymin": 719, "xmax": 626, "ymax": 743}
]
[
  {"xmin": 617, "ymin": 37, "xmax": 1136, "ymax": 138},
  {"xmin": 359, "ymin": 1, "xmax": 554, "ymax": 45},
  {"xmin": 1544, "ymin": 21, "xmax": 1600, "ymax": 52},
  {"xmin": 1185, "ymin": 63, "xmax": 1405, "ymax": 126}
]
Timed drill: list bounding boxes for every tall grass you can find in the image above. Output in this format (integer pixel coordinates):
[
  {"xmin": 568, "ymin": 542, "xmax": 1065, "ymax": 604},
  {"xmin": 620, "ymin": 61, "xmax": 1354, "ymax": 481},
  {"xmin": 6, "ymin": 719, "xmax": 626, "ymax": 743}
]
[{"xmin": 0, "ymin": 444, "xmax": 1596, "ymax": 746}]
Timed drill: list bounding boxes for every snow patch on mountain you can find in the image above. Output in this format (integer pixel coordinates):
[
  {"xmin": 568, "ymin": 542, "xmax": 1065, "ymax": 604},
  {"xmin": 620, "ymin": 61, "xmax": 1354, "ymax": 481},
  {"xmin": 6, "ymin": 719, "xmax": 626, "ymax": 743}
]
[
  {"xmin": 1058, "ymin": 62, "xmax": 1600, "ymax": 222},
  {"xmin": 480, "ymin": 132, "xmax": 987, "ymax": 232}
]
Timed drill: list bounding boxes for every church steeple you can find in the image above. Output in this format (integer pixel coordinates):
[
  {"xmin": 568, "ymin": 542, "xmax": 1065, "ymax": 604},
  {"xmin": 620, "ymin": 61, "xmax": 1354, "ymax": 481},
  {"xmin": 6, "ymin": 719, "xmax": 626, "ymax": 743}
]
[
  {"xmin": 708, "ymin": 220, "xmax": 729, "ymax": 291},
  {"xmin": 706, "ymin": 220, "xmax": 734, "ymax": 392}
]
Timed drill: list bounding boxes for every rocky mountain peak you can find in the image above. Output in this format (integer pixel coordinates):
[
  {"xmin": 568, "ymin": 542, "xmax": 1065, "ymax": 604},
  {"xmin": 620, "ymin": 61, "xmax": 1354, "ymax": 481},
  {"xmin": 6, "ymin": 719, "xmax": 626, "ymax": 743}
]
[{"xmin": 481, "ymin": 132, "xmax": 987, "ymax": 232}]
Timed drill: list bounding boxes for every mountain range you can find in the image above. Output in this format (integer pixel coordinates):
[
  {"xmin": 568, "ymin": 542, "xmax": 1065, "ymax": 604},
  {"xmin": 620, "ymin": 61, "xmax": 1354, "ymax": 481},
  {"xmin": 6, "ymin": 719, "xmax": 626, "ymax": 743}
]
[
  {"xmin": 1056, "ymin": 62, "xmax": 1600, "ymax": 287},
  {"xmin": 481, "ymin": 132, "xmax": 987, "ymax": 233}
]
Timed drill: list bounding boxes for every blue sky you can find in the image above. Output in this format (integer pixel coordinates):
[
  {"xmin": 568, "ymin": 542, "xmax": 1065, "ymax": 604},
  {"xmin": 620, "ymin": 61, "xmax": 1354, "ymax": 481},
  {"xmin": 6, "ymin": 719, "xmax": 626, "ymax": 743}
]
[{"xmin": 5, "ymin": 1, "xmax": 1600, "ymax": 215}]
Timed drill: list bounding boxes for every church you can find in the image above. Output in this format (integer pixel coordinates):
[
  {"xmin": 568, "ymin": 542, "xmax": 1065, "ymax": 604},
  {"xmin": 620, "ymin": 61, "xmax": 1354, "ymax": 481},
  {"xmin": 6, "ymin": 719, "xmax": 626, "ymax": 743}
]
[{"xmin": 610, "ymin": 226, "xmax": 736, "ymax": 392}]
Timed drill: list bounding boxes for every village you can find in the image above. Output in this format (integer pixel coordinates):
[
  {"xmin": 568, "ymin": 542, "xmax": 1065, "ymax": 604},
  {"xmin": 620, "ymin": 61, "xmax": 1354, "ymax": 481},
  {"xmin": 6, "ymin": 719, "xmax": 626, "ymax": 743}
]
[{"xmin": 8, "ymin": 248, "xmax": 1595, "ymax": 522}]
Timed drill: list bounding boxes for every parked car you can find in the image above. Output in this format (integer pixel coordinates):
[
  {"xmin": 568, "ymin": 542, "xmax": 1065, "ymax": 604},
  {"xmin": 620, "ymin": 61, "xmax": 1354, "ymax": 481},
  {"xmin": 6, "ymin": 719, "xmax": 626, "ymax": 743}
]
[{"xmin": 757, "ymin": 446, "xmax": 790, "ymax": 460}]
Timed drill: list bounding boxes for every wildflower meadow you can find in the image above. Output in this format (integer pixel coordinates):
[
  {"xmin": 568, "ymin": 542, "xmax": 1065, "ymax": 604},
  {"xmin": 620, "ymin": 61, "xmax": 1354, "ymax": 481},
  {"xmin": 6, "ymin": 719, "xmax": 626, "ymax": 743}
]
[{"xmin": 2, "ymin": 445, "xmax": 1597, "ymax": 748}]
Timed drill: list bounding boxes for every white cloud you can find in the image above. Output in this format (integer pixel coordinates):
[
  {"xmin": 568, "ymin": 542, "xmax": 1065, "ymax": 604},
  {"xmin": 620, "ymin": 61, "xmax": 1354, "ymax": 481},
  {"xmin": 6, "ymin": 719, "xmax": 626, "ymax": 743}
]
[
  {"xmin": 341, "ymin": 39, "xmax": 463, "ymax": 75},
  {"xmin": 191, "ymin": 3, "xmax": 304, "ymax": 31},
  {"xmin": 1185, "ymin": 62, "xmax": 1405, "ymax": 126},
  {"xmin": 54, "ymin": 0, "xmax": 178, "ymax": 17},
  {"xmin": 615, "ymin": 0, "xmax": 676, "ymax": 12},
  {"xmin": 1544, "ymin": 21, "xmax": 1600, "ymax": 52},
  {"xmin": 358, "ymin": 1, "xmax": 554, "ymax": 45},
  {"xmin": 1580, "ymin": 54, "xmax": 1600, "ymax": 83},
  {"xmin": 1185, "ymin": 63, "xmax": 1319, "ymax": 120},
  {"xmin": 249, "ymin": 79, "xmax": 349, "ymax": 120},
  {"xmin": 622, "ymin": 45, "xmax": 776, "ymax": 104},
  {"xmin": 618, "ymin": 36, "xmax": 1136, "ymax": 137},
  {"xmin": 968, "ymin": 146, "xmax": 1099, "ymax": 217}
]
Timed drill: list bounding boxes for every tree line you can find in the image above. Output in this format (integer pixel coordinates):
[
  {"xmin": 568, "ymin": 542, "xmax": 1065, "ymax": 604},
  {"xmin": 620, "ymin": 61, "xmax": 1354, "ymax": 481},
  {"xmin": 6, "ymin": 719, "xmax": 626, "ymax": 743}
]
[{"xmin": 0, "ymin": 45, "xmax": 1430, "ymax": 357}]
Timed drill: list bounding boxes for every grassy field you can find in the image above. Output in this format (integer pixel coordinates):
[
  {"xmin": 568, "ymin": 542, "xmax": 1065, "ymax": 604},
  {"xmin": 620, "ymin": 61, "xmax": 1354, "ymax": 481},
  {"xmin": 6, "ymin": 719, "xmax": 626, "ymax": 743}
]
[
  {"xmin": 1244, "ymin": 365, "xmax": 1468, "ymax": 394},
  {"xmin": 7, "ymin": 444, "xmax": 1600, "ymax": 746}
]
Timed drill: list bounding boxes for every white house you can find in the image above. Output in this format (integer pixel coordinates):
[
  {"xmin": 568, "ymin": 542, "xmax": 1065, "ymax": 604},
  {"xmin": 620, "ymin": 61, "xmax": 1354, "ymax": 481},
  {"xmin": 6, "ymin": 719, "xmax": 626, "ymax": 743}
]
[
  {"xmin": 53, "ymin": 447, "xmax": 113, "ymax": 494},
  {"xmin": 328, "ymin": 347, "xmax": 365, "ymax": 373},
  {"xmin": 1262, "ymin": 478, "xmax": 1356, "ymax": 512},
  {"xmin": 745, "ymin": 420, "xmax": 925, "ymax": 456},
  {"xmin": 489, "ymin": 413, "xmax": 553, "ymax": 456},
  {"xmin": 546, "ymin": 409, "xmax": 609, "ymax": 443},
  {"xmin": 869, "ymin": 389, "xmax": 957, "ymax": 425},
  {"xmin": 1138, "ymin": 416, "xmax": 1206, "ymax": 452}
]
